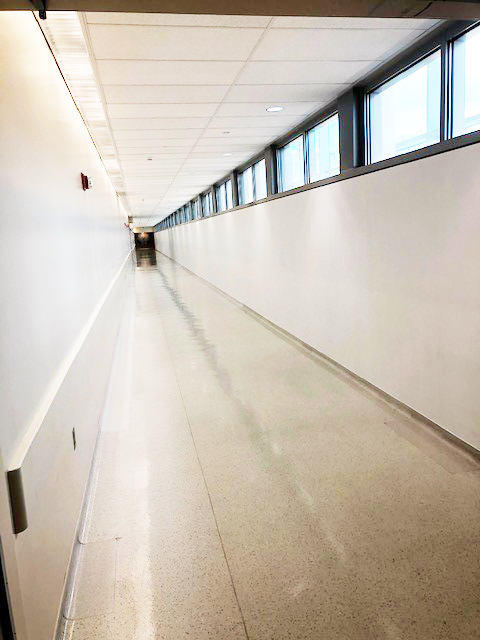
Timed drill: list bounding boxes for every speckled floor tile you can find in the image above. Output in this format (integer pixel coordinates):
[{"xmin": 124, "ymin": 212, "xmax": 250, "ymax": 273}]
[
  {"xmin": 68, "ymin": 539, "xmax": 116, "ymax": 619},
  {"xmin": 64, "ymin": 254, "xmax": 480, "ymax": 640},
  {"xmin": 63, "ymin": 615, "xmax": 111, "ymax": 640}
]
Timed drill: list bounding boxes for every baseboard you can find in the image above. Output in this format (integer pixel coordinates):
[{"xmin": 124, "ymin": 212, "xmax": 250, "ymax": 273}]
[{"xmin": 155, "ymin": 248, "xmax": 480, "ymax": 462}]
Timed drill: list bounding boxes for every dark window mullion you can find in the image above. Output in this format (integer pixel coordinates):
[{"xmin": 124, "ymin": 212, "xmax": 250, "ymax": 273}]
[
  {"xmin": 303, "ymin": 131, "xmax": 309, "ymax": 185},
  {"xmin": 440, "ymin": 39, "xmax": 449, "ymax": 143}
]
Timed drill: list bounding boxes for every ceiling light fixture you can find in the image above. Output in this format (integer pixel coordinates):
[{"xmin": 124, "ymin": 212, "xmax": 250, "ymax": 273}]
[
  {"xmin": 266, "ymin": 105, "xmax": 284, "ymax": 112},
  {"xmin": 222, "ymin": 153, "xmax": 232, "ymax": 157}
]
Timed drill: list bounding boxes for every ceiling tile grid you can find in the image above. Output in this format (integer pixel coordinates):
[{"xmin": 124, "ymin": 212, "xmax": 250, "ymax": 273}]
[{"xmin": 77, "ymin": 12, "xmax": 441, "ymax": 225}]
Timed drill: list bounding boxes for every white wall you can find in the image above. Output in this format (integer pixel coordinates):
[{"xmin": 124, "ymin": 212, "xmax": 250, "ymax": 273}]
[
  {"xmin": 0, "ymin": 12, "xmax": 131, "ymax": 640},
  {"xmin": 156, "ymin": 142, "xmax": 480, "ymax": 451}
]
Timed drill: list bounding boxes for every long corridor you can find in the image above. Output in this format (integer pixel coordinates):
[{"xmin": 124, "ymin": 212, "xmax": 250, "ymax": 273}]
[{"xmin": 65, "ymin": 252, "xmax": 480, "ymax": 640}]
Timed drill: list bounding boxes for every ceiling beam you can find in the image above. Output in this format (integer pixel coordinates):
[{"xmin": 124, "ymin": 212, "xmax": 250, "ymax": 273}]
[{"xmin": 2, "ymin": 0, "xmax": 480, "ymax": 18}]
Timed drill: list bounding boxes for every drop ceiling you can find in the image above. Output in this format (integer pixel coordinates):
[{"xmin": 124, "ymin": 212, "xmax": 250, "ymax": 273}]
[{"xmin": 44, "ymin": 13, "xmax": 442, "ymax": 226}]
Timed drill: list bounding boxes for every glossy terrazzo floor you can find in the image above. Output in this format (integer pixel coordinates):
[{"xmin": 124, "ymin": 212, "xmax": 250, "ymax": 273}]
[{"xmin": 64, "ymin": 250, "xmax": 480, "ymax": 640}]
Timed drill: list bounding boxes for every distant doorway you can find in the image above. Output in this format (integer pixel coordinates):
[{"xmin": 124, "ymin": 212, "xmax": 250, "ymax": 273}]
[
  {"xmin": 134, "ymin": 232, "xmax": 156, "ymax": 268},
  {"xmin": 134, "ymin": 232, "xmax": 154, "ymax": 250}
]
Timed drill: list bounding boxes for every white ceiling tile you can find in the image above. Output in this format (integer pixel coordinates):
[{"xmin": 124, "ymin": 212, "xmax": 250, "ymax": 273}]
[
  {"xmin": 189, "ymin": 151, "xmax": 256, "ymax": 162},
  {"xmin": 270, "ymin": 17, "xmax": 440, "ymax": 30},
  {"xmin": 252, "ymin": 28, "xmax": 425, "ymax": 62},
  {"xmin": 108, "ymin": 103, "xmax": 217, "ymax": 119},
  {"xmin": 225, "ymin": 83, "xmax": 341, "ymax": 103},
  {"xmin": 121, "ymin": 161, "xmax": 185, "ymax": 167},
  {"xmin": 77, "ymin": 12, "xmax": 441, "ymax": 227},
  {"xmin": 114, "ymin": 129, "xmax": 204, "ymax": 140},
  {"xmin": 123, "ymin": 173, "xmax": 180, "ymax": 178},
  {"xmin": 88, "ymin": 24, "xmax": 264, "ymax": 61},
  {"xmin": 126, "ymin": 184, "xmax": 173, "ymax": 188},
  {"xmin": 104, "ymin": 85, "xmax": 229, "ymax": 104},
  {"xmin": 214, "ymin": 102, "xmax": 320, "ymax": 117},
  {"xmin": 182, "ymin": 158, "xmax": 240, "ymax": 165},
  {"xmin": 171, "ymin": 177, "xmax": 213, "ymax": 185},
  {"xmin": 119, "ymin": 147, "xmax": 194, "ymax": 155},
  {"xmin": 236, "ymin": 60, "xmax": 372, "ymax": 85},
  {"xmin": 120, "ymin": 154, "xmax": 188, "ymax": 162},
  {"xmin": 203, "ymin": 127, "xmax": 284, "ymax": 138},
  {"xmin": 195, "ymin": 135, "xmax": 274, "ymax": 146},
  {"xmin": 117, "ymin": 139, "xmax": 198, "ymax": 149},
  {"xmin": 86, "ymin": 13, "xmax": 271, "ymax": 28},
  {"xmin": 97, "ymin": 60, "xmax": 243, "ymax": 86},
  {"xmin": 129, "ymin": 186, "xmax": 168, "ymax": 195},
  {"xmin": 110, "ymin": 117, "xmax": 210, "ymax": 130},
  {"xmin": 121, "ymin": 168, "xmax": 182, "ymax": 175},
  {"xmin": 191, "ymin": 143, "xmax": 261, "ymax": 153},
  {"xmin": 208, "ymin": 115, "xmax": 300, "ymax": 128}
]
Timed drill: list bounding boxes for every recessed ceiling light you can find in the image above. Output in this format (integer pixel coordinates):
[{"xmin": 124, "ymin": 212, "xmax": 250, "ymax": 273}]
[
  {"xmin": 222, "ymin": 152, "xmax": 232, "ymax": 157},
  {"xmin": 266, "ymin": 105, "xmax": 284, "ymax": 112}
]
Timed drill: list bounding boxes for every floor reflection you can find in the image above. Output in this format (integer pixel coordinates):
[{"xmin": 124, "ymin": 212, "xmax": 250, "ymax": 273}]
[{"xmin": 135, "ymin": 248, "xmax": 157, "ymax": 268}]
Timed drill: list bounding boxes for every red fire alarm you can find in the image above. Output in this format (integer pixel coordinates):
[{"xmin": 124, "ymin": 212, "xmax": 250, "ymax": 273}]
[{"xmin": 81, "ymin": 173, "xmax": 93, "ymax": 190}]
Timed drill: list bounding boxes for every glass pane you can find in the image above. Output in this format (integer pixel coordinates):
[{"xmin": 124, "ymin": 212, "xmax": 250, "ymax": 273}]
[
  {"xmin": 226, "ymin": 180, "xmax": 233, "ymax": 209},
  {"xmin": 453, "ymin": 25, "xmax": 480, "ymax": 136},
  {"xmin": 254, "ymin": 159, "xmax": 267, "ymax": 200},
  {"xmin": 307, "ymin": 114, "xmax": 340, "ymax": 182},
  {"xmin": 217, "ymin": 183, "xmax": 226, "ymax": 212},
  {"xmin": 202, "ymin": 194, "xmax": 210, "ymax": 217},
  {"xmin": 279, "ymin": 136, "xmax": 305, "ymax": 191},
  {"xmin": 240, "ymin": 167, "xmax": 254, "ymax": 204},
  {"xmin": 369, "ymin": 51, "xmax": 441, "ymax": 163}
]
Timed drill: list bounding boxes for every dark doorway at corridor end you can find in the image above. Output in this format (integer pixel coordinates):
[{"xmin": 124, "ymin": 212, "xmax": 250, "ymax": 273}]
[
  {"xmin": 134, "ymin": 231, "xmax": 154, "ymax": 250},
  {"xmin": 134, "ymin": 232, "xmax": 157, "ymax": 268}
]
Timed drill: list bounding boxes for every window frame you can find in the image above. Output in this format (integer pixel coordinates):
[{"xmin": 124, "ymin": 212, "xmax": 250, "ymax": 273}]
[
  {"xmin": 252, "ymin": 158, "xmax": 268, "ymax": 201},
  {"xmin": 366, "ymin": 47, "xmax": 443, "ymax": 165},
  {"xmin": 201, "ymin": 190, "xmax": 213, "ymax": 217},
  {"xmin": 277, "ymin": 134, "xmax": 306, "ymax": 193},
  {"xmin": 155, "ymin": 19, "xmax": 480, "ymax": 233},
  {"xmin": 447, "ymin": 22, "xmax": 480, "ymax": 140},
  {"xmin": 306, "ymin": 112, "xmax": 341, "ymax": 184},
  {"xmin": 215, "ymin": 178, "xmax": 234, "ymax": 212}
]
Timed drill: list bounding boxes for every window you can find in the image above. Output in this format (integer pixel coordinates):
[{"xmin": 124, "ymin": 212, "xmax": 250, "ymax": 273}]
[
  {"xmin": 239, "ymin": 159, "xmax": 267, "ymax": 204},
  {"xmin": 369, "ymin": 50, "xmax": 441, "ymax": 163},
  {"xmin": 239, "ymin": 166, "xmax": 254, "ymax": 204},
  {"xmin": 253, "ymin": 159, "xmax": 267, "ymax": 200},
  {"xmin": 216, "ymin": 179, "xmax": 234, "ymax": 212},
  {"xmin": 225, "ymin": 179, "xmax": 233, "ymax": 209},
  {"xmin": 452, "ymin": 25, "xmax": 480, "ymax": 137},
  {"xmin": 307, "ymin": 114, "xmax": 340, "ymax": 182},
  {"xmin": 278, "ymin": 135, "xmax": 305, "ymax": 192},
  {"xmin": 202, "ymin": 191, "xmax": 213, "ymax": 217},
  {"xmin": 216, "ymin": 182, "xmax": 226, "ymax": 212},
  {"xmin": 191, "ymin": 198, "xmax": 200, "ymax": 219}
]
